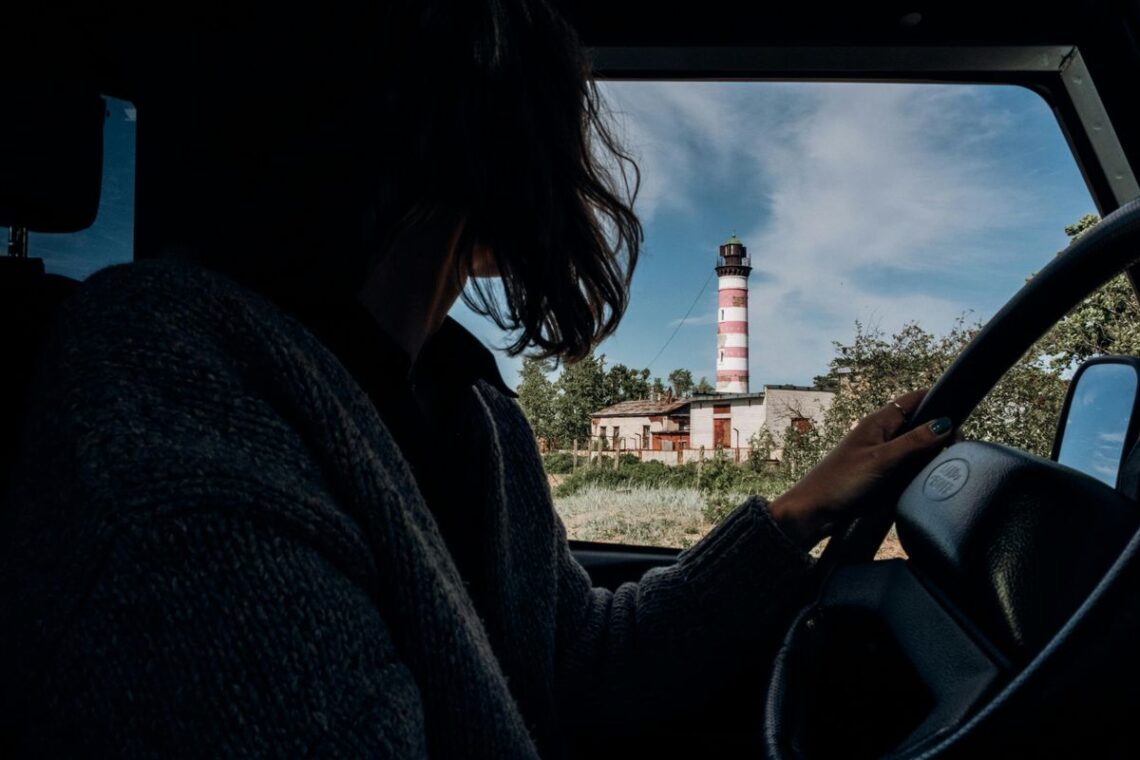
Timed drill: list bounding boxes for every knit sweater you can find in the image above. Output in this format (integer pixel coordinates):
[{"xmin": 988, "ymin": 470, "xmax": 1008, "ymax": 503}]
[{"xmin": 0, "ymin": 260, "xmax": 816, "ymax": 757}]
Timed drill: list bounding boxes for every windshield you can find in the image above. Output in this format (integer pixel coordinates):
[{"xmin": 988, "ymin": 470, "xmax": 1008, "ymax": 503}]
[{"xmin": 492, "ymin": 81, "xmax": 1106, "ymax": 550}]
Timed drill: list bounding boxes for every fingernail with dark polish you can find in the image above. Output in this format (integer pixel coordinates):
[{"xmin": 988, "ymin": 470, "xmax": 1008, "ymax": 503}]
[{"xmin": 929, "ymin": 417, "xmax": 952, "ymax": 435}]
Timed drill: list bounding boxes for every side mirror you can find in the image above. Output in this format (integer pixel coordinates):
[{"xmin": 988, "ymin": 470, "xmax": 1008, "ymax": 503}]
[{"xmin": 1053, "ymin": 356, "xmax": 1140, "ymax": 488}]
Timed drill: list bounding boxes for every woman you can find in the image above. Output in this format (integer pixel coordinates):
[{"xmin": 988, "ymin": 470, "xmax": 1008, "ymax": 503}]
[{"xmin": 0, "ymin": 0, "xmax": 952, "ymax": 756}]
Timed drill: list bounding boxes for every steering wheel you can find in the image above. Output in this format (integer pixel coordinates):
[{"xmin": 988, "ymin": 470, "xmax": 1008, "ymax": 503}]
[{"xmin": 764, "ymin": 197, "xmax": 1140, "ymax": 758}]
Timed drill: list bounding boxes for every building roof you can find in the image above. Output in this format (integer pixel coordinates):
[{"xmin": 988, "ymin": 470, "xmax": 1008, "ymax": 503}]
[
  {"xmin": 688, "ymin": 385, "xmax": 833, "ymax": 406},
  {"xmin": 764, "ymin": 383, "xmax": 830, "ymax": 392},
  {"xmin": 689, "ymin": 392, "xmax": 765, "ymax": 405},
  {"xmin": 590, "ymin": 398, "xmax": 690, "ymax": 418}
]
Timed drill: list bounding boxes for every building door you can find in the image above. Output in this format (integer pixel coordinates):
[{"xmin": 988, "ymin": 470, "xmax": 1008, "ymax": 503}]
[{"xmin": 713, "ymin": 418, "xmax": 731, "ymax": 449}]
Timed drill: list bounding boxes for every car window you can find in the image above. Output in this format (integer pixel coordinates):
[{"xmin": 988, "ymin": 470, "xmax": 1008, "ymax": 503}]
[
  {"xmin": 19, "ymin": 96, "xmax": 136, "ymax": 280},
  {"xmin": 496, "ymin": 81, "xmax": 1102, "ymax": 551}
]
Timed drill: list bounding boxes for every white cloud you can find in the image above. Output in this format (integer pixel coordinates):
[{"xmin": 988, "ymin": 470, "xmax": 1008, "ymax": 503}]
[
  {"xmin": 599, "ymin": 81, "xmax": 1045, "ymax": 384},
  {"xmin": 598, "ymin": 82, "xmax": 766, "ymax": 223}
]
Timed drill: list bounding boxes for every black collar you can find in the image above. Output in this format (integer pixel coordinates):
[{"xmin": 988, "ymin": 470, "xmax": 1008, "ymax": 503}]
[
  {"xmin": 284, "ymin": 297, "xmax": 515, "ymax": 399},
  {"xmin": 417, "ymin": 317, "xmax": 517, "ymax": 398}
]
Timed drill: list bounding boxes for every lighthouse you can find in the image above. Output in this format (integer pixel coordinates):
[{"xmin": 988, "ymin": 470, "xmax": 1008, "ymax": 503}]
[{"xmin": 715, "ymin": 234, "xmax": 751, "ymax": 394}]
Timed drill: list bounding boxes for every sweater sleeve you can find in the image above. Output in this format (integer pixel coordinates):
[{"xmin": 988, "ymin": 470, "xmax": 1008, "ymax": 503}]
[
  {"xmin": 552, "ymin": 495, "xmax": 817, "ymax": 736},
  {"xmin": 2, "ymin": 263, "xmax": 437, "ymax": 756},
  {"xmin": 468, "ymin": 379, "xmax": 819, "ymax": 739},
  {"xmin": 35, "ymin": 509, "xmax": 428, "ymax": 758}
]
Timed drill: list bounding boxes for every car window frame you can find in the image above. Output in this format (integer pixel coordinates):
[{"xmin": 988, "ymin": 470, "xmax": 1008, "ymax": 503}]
[{"xmin": 563, "ymin": 43, "xmax": 1137, "ymax": 555}]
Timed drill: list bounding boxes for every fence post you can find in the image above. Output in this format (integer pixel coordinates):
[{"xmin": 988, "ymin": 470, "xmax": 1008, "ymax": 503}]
[
  {"xmin": 572, "ymin": 440, "xmax": 578, "ymax": 473},
  {"xmin": 697, "ymin": 445, "xmax": 705, "ymax": 488}
]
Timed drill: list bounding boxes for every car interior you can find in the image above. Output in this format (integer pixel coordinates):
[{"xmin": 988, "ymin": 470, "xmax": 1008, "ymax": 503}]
[{"xmin": 5, "ymin": 2, "xmax": 1140, "ymax": 757}]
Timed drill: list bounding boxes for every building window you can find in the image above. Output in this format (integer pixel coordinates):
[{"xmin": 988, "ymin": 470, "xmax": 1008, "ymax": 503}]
[
  {"xmin": 643, "ymin": 425, "xmax": 650, "ymax": 448},
  {"xmin": 720, "ymin": 308, "xmax": 724, "ymax": 320},
  {"xmin": 714, "ymin": 404, "xmax": 730, "ymax": 415},
  {"xmin": 612, "ymin": 426, "xmax": 620, "ymax": 448}
]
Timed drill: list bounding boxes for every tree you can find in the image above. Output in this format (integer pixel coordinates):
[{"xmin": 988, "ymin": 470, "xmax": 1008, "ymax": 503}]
[
  {"xmin": 1037, "ymin": 214, "xmax": 1140, "ymax": 371},
  {"xmin": 815, "ymin": 318, "xmax": 1066, "ymax": 459},
  {"xmin": 651, "ymin": 377, "xmax": 666, "ymax": 399},
  {"xmin": 552, "ymin": 352, "xmax": 608, "ymax": 445},
  {"xmin": 519, "ymin": 352, "xmax": 658, "ymax": 447},
  {"xmin": 604, "ymin": 363, "xmax": 651, "ymax": 405},
  {"xmin": 517, "ymin": 358, "xmax": 557, "ymax": 443},
  {"xmin": 805, "ymin": 215, "xmax": 1138, "ymax": 461},
  {"xmin": 694, "ymin": 376, "xmax": 715, "ymax": 395},
  {"xmin": 667, "ymin": 368, "xmax": 694, "ymax": 398}
]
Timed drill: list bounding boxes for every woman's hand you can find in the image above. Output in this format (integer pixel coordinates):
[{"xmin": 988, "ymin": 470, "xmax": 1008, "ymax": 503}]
[{"xmin": 768, "ymin": 389, "xmax": 953, "ymax": 550}]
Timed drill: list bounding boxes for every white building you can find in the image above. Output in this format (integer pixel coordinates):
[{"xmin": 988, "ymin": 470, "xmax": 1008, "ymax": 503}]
[
  {"xmin": 589, "ymin": 398, "xmax": 691, "ymax": 450},
  {"xmin": 687, "ymin": 385, "xmax": 834, "ymax": 455}
]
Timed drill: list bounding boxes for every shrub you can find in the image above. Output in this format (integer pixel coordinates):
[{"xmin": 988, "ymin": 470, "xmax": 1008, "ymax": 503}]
[
  {"xmin": 701, "ymin": 492, "xmax": 740, "ymax": 524},
  {"xmin": 553, "ymin": 454, "xmax": 800, "ymax": 524},
  {"xmin": 542, "ymin": 451, "xmax": 576, "ymax": 474}
]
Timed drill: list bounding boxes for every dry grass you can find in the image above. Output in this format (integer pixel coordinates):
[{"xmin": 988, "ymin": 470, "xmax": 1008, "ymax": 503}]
[
  {"xmin": 554, "ymin": 482, "xmax": 908, "ymax": 560},
  {"xmin": 553, "ymin": 485, "xmax": 721, "ymax": 549},
  {"xmin": 809, "ymin": 525, "xmax": 907, "ymax": 561}
]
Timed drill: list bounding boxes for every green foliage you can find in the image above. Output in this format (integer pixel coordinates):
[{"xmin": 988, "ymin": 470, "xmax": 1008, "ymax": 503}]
[
  {"xmin": 541, "ymin": 451, "xmax": 576, "ymax": 474},
  {"xmin": 748, "ymin": 428, "xmax": 777, "ymax": 464},
  {"xmin": 807, "ymin": 214, "xmax": 1136, "ymax": 460},
  {"xmin": 552, "ymin": 353, "xmax": 609, "ymax": 445},
  {"xmin": 814, "ymin": 317, "xmax": 1066, "ymax": 458},
  {"xmin": 519, "ymin": 353, "xmax": 663, "ymax": 447},
  {"xmin": 554, "ymin": 454, "xmax": 797, "ymax": 525},
  {"xmin": 604, "ymin": 364, "xmax": 651, "ymax": 405},
  {"xmin": 668, "ymin": 368, "xmax": 694, "ymax": 398},
  {"xmin": 1037, "ymin": 215, "xmax": 1140, "ymax": 372},
  {"xmin": 517, "ymin": 358, "xmax": 557, "ymax": 442},
  {"xmin": 554, "ymin": 458, "xmax": 696, "ymax": 496},
  {"xmin": 780, "ymin": 423, "xmax": 827, "ymax": 481},
  {"xmin": 694, "ymin": 376, "xmax": 715, "ymax": 395},
  {"xmin": 701, "ymin": 493, "xmax": 739, "ymax": 525}
]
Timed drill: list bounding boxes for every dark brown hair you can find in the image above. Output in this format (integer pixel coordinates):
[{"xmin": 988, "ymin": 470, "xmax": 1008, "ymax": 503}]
[
  {"xmin": 372, "ymin": 0, "xmax": 643, "ymax": 360},
  {"xmin": 154, "ymin": 0, "xmax": 640, "ymax": 361}
]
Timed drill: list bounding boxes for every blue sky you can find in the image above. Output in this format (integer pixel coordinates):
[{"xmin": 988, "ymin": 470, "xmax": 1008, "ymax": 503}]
[
  {"xmin": 33, "ymin": 85, "xmax": 1096, "ymax": 391},
  {"xmin": 456, "ymin": 81, "xmax": 1098, "ymax": 388}
]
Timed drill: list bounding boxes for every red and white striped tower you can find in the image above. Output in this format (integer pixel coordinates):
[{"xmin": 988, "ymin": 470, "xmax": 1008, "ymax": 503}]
[{"xmin": 716, "ymin": 233, "xmax": 751, "ymax": 393}]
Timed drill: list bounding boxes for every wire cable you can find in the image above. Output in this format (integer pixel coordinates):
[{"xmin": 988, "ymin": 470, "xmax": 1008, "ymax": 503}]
[{"xmin": 645, "ymin": 268, "xmax": 715, "ymax": 371}]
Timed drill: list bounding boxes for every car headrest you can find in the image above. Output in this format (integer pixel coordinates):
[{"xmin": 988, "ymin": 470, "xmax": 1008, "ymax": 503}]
[{"xmin": 0, "ymin": 85, "xmax": 105, "ymax": 233}]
